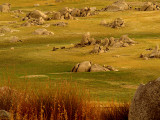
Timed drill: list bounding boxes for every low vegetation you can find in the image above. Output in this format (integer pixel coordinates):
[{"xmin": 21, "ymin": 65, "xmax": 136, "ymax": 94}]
[{"xmin": 0, "ymin": 83, "xmax": 129, "ymax": 120}]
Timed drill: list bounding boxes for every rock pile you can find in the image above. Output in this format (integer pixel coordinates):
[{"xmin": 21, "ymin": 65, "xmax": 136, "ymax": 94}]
[
  {"xmin": 0, "ymin": 3, "xmax": 11, "ymax": 12},
  {"xmin": 101, "ymin": 18, "xmax": 125, "ymax": 28},
  {"xmin": 75, "ymin": 33, "xmax": 136, "ymax": 54},
  {"xmin": 33, "ymin": 29, "xmax": 54, "ymax": 35},
  {"xmin": 129, "ymin": 77, "xmax": 160, "ymax": 120},
  {"xmin": 140, "ymin": 2, "xmax": 160, "ymax": 11},
  {"xmin": 140, "ymin": 45, "xmax": 160, "ymax": 59},
  {"xmin": 72, "ymin": 61, "xmax": 118, "ymax": 72},
  {"xmin": 22, "ymin": 17, "xmax": 45, "ymax": 26},
  {"xmin": 51, "ymin": 7, "xmax": 98, "ymax": 20},
  {"xmin": 22, "ymin": 10, "xmax": 48, "ymax": 26},
  {"xmin": 102, "ymin": 0, "xmax": 130, "ymax": 12}
]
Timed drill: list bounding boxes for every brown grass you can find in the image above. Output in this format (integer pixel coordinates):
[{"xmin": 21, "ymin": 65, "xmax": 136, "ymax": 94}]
[{"xmin": 0, "ymin": 83, "xmax": 129, "ymax": 120}]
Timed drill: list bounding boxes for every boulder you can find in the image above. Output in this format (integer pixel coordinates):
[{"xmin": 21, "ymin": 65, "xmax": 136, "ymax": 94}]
[
  {"xmin": 90, "ymin": 64, "xmax": 109, "ymax": 72},
  {"xmin": 104, "ymin": 0, "xmax": 129, "ymax": 12},
  {"xmin": 108, "ymin": 18, "xmax": 124, "ymax": 28},
  {"xmin": 90, "ymin": 44, "xmax": 100, "ymax": 54},
  {"xmin": 129, "ymin": 78, "xmax": 160, "ymax": 120},
  {"xmin": 0, "ymin": 27, "xmax": 12, "ymax": 33},
  {"xmin": 0, "ymin": 110, "xmax": 10, "ymax": 120},
  {"xmin": 119, "ymin": 35, "xmax": 136, "ymax": 44},
  {"xmin": 27, "ymin": 10, "xmax": 48, "ymax": 20},
  {"xmin": 33, "ymin": 29, "xmax": 54, "ymax": 35},
  {"xmin": 104, "ymin": 65, "xmax": 118, "ymax": 71},
  {"xmin": 0, "ymin": 3, "xmax": 11, "ymax": 12},
  {"xmin": 10, "ymin": 36, "xmax": 22, "ymax": 43},
  {"xmin": 72, "ymin": 61, "xmax": 92, "ymax": 72},
  {"xmin": 81, "ymin": 32, "xmax": 91, "ymax": 45},
  {"xmin": 52, "ymin": 12, "xmax": 61, "ymax": 20},
  {"xmin": 141, "ymin": 2, "xmax": 154, "ymax": 11}
]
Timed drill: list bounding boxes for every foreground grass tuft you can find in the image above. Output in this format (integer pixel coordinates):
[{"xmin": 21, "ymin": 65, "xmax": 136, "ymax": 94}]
[{"xmin": 0, "ymin": 83, "xmax": 129, "ymax": 120}]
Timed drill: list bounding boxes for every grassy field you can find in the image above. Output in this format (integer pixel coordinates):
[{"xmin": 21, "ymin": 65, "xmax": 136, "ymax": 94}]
[{"xmin": 0, "ymin": 0, "xmax": 160, "ymax": 102}]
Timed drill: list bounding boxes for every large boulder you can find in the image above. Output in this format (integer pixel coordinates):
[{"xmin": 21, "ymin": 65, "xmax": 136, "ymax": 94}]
[
  {"xmin": 81, "ymin": 32, "xmax": 91, "ymax": 45},
  {"xmin": 141, "ymin": 2, "xmax": 155, "ymax": 11},
  {"xmin": 0, "ymin": 110, "xmax": 10, "ymax": 120},
  {"xmin": 27, "ymin": 10, "xmax": 48, "ymax": 20},
  {"xmin": 72, "ymin": 61, "xmax": 92, "ymax": 72},
  {"xmin": 105, "ymin": 0, "xmax": 129, "ymax": 12},
  {"xmin": 0, "ymin": 3, "xmax": 11, "ymax": 12},
  {"xmin": 129, "ymin": 78, "xmax": 160, "ymax": 120}
]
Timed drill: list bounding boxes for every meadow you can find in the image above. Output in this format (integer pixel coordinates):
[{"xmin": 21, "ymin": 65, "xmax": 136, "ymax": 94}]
[{"xmin": 0, "ymin": 0, "xmax": 160, "ymax": 103}]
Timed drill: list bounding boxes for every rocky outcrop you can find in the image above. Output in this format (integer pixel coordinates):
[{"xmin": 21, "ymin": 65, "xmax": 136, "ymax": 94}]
[
  {"xmin": 102, "ymin": 0, "xmax": 130, "ymax": 12},
  {"xmin": 72, "ymin": 61, "xmax": 118, "ymax": 72},
  {"xmin": 140, "ymin": 45, "xmax": 160, "ymax": 59},
  {"xmin": 102, "ymin": 18, "xmax": 125, "ymax": 28}
]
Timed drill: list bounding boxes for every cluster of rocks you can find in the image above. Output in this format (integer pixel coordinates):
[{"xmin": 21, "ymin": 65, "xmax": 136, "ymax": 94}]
[
  {"xmin": 75, "ymin": 33, "xmax": 136, "ymax": 54},
  {"xmin": 72, "ymin": 61, "xmax": 118, "ymax": 72},
  {"xmin": 101, "ymin": 0, "xmax": 131, "ymax": 12},
  {"xmin": 22, "ymin": 10, "xmax": 48, "ymax": 26},
  {"xmin": 129, "ymin": 77, "xmax": 160, "ymax": 120},
  {"xmin": 33, "ymin": 28, "xmax": 54, "ymax": 35},
  {"xmin": 0, "ymin": 3, "xmax": 11, "ymax": 12},
  {"xmin": 136, "ymin": 2, "xmax": 160, "ymax": 11},
  {"xmin": 51, "ymin": 7, "xmax": 98, "ymax": 20},
  {"xmin": 101, "ymin": 18, "xmax": 125, "ymax": 28},
  {"xmin": 140, "ymin": 45, "xmax": 160, "ymax": 60}
]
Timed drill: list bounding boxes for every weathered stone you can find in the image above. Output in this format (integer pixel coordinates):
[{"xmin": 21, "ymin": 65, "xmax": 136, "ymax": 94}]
[
  {"xmin": 90, "ymin": 64, "xmax": 109, "ymax": 72},
  {"xmin": 33, "ymin": 29, "xmax": 54, "ymax": 35},
  {"xmin": 27, "ymin": 10, "xmax": 48, "ymax": 20},
  {"xmin": 129, "ymin": 78, "xmax": 160, "ymax": 120},
  {"xmin": 76, "ymin": 61, "xmax": 92, "ymax": 72},
  {"xmin": 0, "ymin": 3, "xmax": 11, "ymax": 12}
]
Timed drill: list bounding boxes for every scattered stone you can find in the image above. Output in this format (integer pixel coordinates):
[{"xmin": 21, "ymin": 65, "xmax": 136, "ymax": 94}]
[
  {"xmin": 104, "ymin": 65, "xmax": 118, "ymax": 71},
  {"xmin": 140, "ymin": 2, "xmax": 159, "ymax": 11},
  {"xmin": 51, "ymin": 7, "xmax": 98, "ymax": 20},
  {"xmin": 72, "ymin": 61, "xmax": 92, "ymax": 72},
  {"xmin": 129, "ymin": 77, "xmax": 160, "ymax": 120},
  {"xmin": 12, "ymin": 9, "xmax": 24, "ymax": 14},
  {"xmin": 10, "ymin": 36, "xmax": 22, "ymax": 43},
  {"xmin": 33, "ymin": 29, "xmax": 54, "ymax": 35},
  {"xmin": 0, "ymin": 27, "xmax": 12, "ymax": 33},
  {"xmin": 0, "ymin": 110, "xmax": 10, "ymax": 120},
  {"xmin": 103, "ymin": 18, "xmax": 125, "ymax": 28},
  {"xmin": 90, "ymin": 64, "xmax": 109, "ymax": 72},
  {"xmin": 0, "ymin": 3, "xmax": 11, "ymax": 12},
  {"xmin": 140, "ymin": 45, "xmax": 160, "ymax": 59},
  {"xmin": 100, "ymin": 20, "xmax": 107, "ymax": 25},
  {"xmin": 72, "ymin": 61, "xmax": 117, "ymax": 72},
  {"xmin": 74, "ymin": 33, "xmax": 136, "ymax": 53},
  {"xmin": 102, "ymin": 0, "xmax": 130, "ymax": 12},
  {"xmin": 26, "ymin": 10, "xmax": 48, "ymax": 20},
  {"xmin": 53, "ymin": 22, "xmax": 68, "ymax": 27}
]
